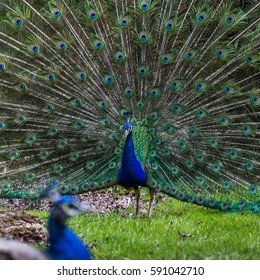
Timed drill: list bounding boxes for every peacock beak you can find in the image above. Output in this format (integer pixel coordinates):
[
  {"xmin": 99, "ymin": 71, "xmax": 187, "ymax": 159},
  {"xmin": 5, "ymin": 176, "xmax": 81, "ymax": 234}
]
[{"xmin": 80, "ymin": 203, "xmax": 96, "ymax": 213}]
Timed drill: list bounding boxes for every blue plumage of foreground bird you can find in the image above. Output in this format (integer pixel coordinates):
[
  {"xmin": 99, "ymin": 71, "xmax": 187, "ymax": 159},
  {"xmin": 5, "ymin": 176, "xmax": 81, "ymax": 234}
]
[{"xmin": 47, "ymin": 195, "xmax": 94, "ymax": 260}]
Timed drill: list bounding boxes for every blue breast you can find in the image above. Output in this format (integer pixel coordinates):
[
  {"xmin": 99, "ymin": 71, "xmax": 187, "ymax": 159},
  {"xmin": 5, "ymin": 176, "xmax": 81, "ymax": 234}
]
[
  {"xmin": 48, "ymin": 217, "xmax": 92, "ymax": 260},
  {"xmin": 118, "ymin": 131, "xmax": 146, "ymax": 188}
]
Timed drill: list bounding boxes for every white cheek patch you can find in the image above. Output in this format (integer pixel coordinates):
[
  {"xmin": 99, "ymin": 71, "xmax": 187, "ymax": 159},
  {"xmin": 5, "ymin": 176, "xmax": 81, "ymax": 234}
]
[
  {"xmin": 125, "ymin": 125, "xmax": 133, "ymax": 137},
  {"xmin": 62, "ymin": 204, "xmax": 80, "ymax": 217}
]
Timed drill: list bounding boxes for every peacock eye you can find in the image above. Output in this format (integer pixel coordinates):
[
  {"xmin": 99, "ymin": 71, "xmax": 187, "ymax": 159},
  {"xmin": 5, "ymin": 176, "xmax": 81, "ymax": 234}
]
[
  {"xmin": 68, "ymin": 203, "xmax": 75, "ymax": 209},
  {"xmin": 33, "ymin": 46, "xmax": 39, "ymax": 52},
  {"xmin": 20, "ymin": 84, "xmax": 26, "ymax": 90},
  {"xmin": 163, "ymin": 57, "xmax": 168, "ymax": 62},
  {"xmin": 16, "ymin": 19, "xmax": 22, "ymax": 26},
  {"xmin": 226, "ymin": 17, "xmax": 233, "ymax": 23}
]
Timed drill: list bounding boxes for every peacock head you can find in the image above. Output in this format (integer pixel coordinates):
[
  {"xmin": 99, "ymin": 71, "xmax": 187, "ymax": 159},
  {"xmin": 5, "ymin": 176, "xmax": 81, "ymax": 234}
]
[
  {"xmin": 123, "ymin": 121, "xmax": 133, "ymax": 137},
  {"xmin": 43, "ymin": 179, "xmax": 95, "ymax": 224},
  {"xmin": 52, "ymin": 196, "xmax": 95, "ymax": 220}
]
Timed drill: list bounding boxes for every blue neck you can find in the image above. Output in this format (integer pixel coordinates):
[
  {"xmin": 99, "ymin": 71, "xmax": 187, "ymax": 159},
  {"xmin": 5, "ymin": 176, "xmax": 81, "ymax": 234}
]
[
  {"xmin": 119, "ymin": 131, "xmax": 146, "ymax": 187},
  {"xmin": 48, "ymin": 215, "xmax": 65, "ymax": 243},
  {"xmin": 47, "ymin": 213, "xmax": 92, "ymax": 260}
]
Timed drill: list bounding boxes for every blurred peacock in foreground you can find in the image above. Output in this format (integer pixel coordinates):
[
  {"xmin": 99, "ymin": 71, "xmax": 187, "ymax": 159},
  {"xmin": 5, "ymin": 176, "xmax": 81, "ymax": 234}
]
[
  {"xmin": 0, "ymin": 0, "xmax": 259, "ymax": 216},
  {"xmin": 0, "ymin": 180, "xmax": 95, "ymax": 260}
]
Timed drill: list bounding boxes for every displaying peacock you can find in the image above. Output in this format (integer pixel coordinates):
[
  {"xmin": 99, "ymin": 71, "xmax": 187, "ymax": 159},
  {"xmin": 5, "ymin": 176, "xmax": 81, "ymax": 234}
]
[{"xmin": 0, "ymin": 0, "xmax": 259, "ymax": 216}]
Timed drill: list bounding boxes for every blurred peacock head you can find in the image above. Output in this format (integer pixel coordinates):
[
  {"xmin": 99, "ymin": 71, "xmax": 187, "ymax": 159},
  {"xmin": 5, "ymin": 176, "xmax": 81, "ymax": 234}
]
[
  {"xmin": 53, "ymin": 196, "xmax": 95, "ymax": 219},
  {"xmin": 43, "ymin": 179, "xmax": 95, "ymax": 224},
  {"xmin": 123, "ymin": 122, "xmax": 133, "ymax": 137}
]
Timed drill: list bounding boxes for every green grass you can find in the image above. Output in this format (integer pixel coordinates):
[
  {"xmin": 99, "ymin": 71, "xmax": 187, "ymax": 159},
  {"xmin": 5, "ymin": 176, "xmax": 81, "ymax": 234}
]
[{"xmin": 30, "ymin": 198, "xmax": 260, "ymax": 260}]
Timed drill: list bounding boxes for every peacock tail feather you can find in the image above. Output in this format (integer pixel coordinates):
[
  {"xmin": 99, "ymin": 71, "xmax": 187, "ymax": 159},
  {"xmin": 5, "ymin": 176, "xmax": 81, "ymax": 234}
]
[{"xmin": 0, "ymin": 0, "xmax": 259, "ymax": 212}]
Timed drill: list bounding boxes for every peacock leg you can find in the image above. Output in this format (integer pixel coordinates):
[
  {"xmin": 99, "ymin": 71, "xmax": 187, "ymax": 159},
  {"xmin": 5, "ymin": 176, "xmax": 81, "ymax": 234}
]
[
  {"xmin": 148, "ymin": 189, "xmax": 155, "ymax": 217},
  {"xmin": 134, "ymin": 187, "xmax": 141, "ymax": 215}
]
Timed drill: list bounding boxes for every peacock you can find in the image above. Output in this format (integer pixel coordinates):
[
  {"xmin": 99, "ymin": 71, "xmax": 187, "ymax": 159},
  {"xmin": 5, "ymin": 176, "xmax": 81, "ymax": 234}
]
[
  {"xmin": 0, "ymin": 0, "xmax": 259, "ymax": 217},
  {"xmin": 0, "ymin": 239, "xmax": 48, "ymax": 260},
  {"xmin": 0, "ymin": 180, "xmax": 95, "ymax": 259}
]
